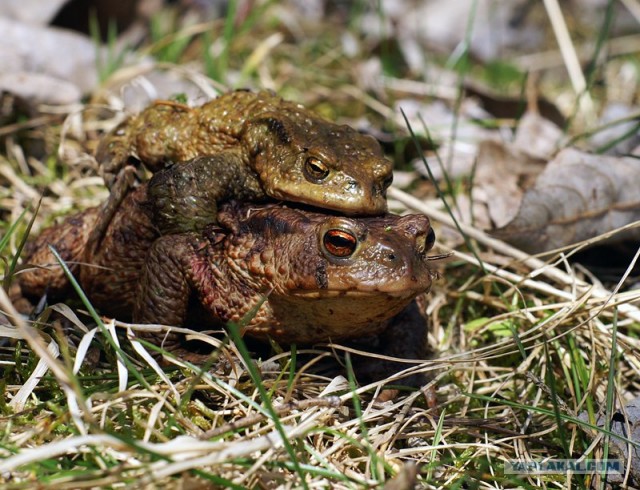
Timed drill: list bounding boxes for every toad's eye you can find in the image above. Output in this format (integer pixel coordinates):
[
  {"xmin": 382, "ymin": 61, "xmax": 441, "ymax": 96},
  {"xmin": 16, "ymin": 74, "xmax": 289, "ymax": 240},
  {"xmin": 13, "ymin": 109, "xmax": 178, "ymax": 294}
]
[
  {"xmin": 323, "ymin": 229, "xmax": 357, "ymax": 258},
  {"xmin": 304, "ymin": 157, "xmax": 330, "ymax": 183}
]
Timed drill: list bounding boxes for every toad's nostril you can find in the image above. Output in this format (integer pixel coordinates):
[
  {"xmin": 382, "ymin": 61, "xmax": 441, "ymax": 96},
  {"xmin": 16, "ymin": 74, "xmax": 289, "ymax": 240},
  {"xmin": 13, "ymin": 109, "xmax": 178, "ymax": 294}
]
[
  {"xmin": 425, "ymin": 228, "xmax": 436, "ymax": 251},
  {"xmin": 380, "ymin": 173, "xmax": 393, "ymax": 191},
  {"xmin": 415, "ymin": 227, "xmax": 436, "ymax": 254},
  {"xmin": 373, "ymin": 175, "xmax": 392, "ymax": 198}
]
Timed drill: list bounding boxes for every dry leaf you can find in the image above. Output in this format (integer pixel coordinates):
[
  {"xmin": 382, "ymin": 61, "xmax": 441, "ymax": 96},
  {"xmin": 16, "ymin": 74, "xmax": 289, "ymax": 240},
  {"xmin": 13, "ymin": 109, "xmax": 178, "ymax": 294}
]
[
  {"xmin": 473, "ymin": 140, "xmax": 527, "ymax": 228},
  {"xmin": 397, "ymin": 0, "xmax": 545, "ymax": 61},
  {"xmin": 590, "ymin": 102, "xmax": 640, "ymax": 155},
  {"xmin": 493, "ymin": 148, "xmax": 640, "ymax": 253},
  {"xmin": 512, "ymin": 111, "xmax": 564, "ymax": 160},
  {"xmin": 465, "ymin": 83, "xmax": 566, "ymax": 128}
]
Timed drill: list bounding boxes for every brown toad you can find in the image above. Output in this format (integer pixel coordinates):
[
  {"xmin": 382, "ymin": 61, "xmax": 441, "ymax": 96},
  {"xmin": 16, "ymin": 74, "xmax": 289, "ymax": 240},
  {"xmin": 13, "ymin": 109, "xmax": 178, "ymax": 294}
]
[
  {"xmin": 135, "ymin": 201, "xmax": 435, "ymax": 347},
  {"xmin": 96, "ymin": 90, "xmax": 393, "ymax": 235}
]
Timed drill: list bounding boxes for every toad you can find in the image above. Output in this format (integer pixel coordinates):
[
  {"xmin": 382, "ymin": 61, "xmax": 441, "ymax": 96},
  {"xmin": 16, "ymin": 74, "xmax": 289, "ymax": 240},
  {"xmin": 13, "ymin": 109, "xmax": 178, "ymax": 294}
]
[
  {"xmin": 19, "ymin": 172, "xmax": 435, "ymax": 374},
  {"xmin": 136, "ymin": 199, "xmax": 435, "ymax": 348},
  {"xmin": 95, "ymin": 90, "xmax": 393, "ymax": 236}
]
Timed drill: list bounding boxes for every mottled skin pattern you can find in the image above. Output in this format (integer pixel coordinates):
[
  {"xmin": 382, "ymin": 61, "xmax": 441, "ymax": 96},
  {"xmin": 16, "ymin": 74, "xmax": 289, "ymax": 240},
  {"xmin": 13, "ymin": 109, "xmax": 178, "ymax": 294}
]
[
  {"xmin": 19, "ymin": 186, "xmax": 157, "ymax": 319},
  {"xmin": 136, "ymin": 203, "xmax": 435, "ymax": 345},
  {"xmin": 19, "ymin": 208, "xmax": 98, "ymax": 298},
  {"xmin": 96, "ymin": 90, "xmax": 394, "ymax": 235},
  {"xmin": 19, "ymin": 187, "xmax": 435, "ymax": 379},
  {"xmin": 147, "ymin": 154, "xmax": 265, "ymax": 234}
]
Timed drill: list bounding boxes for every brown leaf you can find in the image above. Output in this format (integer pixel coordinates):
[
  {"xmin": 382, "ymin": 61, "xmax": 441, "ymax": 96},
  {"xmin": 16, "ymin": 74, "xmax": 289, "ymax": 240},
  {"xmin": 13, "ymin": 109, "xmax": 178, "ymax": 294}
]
[
  {"xmin": 473, "ymin": 140, "xmax": 525, "ymax": 228},
  {"xmin": 473, "ymin": 138, "xmax": 547, "ymax": 229},
  {"xmin": 512, "ymin": 112, "xmax": 564, "ymax": 160},
  {"xmin": 465, "ymin": 83, "xmax": 566, "ymax": 128},
  {"xmin": 492, "ymin": 148, "xmax": 640, "ymax": 253}
]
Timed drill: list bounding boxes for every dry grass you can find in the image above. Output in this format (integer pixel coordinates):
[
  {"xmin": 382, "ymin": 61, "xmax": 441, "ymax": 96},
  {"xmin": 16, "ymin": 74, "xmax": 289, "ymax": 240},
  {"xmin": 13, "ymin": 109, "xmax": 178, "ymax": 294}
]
[{"xmin": 1, "ymin": 1, "xmax": 640, "ymax": 488}]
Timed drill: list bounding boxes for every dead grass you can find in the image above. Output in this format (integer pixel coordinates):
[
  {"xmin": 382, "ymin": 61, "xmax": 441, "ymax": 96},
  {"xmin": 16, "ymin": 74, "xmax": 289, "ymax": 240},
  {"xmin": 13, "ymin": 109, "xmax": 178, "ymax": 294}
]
[{"xmin": 1, "ymin": 1, "xmax": 640, "ymax": 488}]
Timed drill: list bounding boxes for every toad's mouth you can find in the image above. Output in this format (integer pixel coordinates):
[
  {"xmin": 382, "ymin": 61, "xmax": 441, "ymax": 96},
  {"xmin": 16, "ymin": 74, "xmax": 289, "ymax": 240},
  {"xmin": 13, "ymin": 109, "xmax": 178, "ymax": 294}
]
[{"xmin": 288, "ymin": 289, "xmax": 420, "ymax": 299}]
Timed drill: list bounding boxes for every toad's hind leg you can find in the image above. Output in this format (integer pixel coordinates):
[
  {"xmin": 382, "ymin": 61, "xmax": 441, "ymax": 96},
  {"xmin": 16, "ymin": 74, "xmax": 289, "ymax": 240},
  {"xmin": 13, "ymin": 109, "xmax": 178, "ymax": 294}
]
[
  {"xmin": 19, "ymin": 208, "xmax": 98, "ymax": 301},
  {"xmin": 95, "ymin": 101, "xmax": 192, "ymax": 185}
]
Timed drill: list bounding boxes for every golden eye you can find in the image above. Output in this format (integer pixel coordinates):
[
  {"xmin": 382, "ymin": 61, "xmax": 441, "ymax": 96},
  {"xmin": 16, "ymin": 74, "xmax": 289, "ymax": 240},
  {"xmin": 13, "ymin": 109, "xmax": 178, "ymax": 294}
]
[
  {"xmin": 323, "ymin": 229, "xmax": 357, "ymax": 258},
  {"xmin": 304, "ymin": 157, "xmax": 330, "ymax": 182}
]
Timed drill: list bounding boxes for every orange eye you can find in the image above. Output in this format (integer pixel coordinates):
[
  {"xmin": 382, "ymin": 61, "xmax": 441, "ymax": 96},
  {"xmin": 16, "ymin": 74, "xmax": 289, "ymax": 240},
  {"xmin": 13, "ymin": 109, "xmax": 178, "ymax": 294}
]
[
  {"xmin": 323, "ymin": 229, "xmax": 357, "ymax": 257},
  {"xmin": 304, "ymin": 157, "xmax": 330, "ymax": 182}
]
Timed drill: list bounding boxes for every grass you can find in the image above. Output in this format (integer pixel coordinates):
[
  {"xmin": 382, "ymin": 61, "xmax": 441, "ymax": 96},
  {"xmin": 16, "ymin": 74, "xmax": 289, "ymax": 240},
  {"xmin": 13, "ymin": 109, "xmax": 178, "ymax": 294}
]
[{"xmin": 2, "ymin": 1, "xmax": 640, "ymax": 488}]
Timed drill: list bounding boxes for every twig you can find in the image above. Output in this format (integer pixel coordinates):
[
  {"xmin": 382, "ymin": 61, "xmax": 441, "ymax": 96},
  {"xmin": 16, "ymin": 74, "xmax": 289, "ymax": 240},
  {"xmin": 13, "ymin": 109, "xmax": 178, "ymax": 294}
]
[
  {"xmin": 620, "ymin": 0, "xmax": 640, "ymax": 24},
  {"xmin": 542, "ymin": 0, "xmax": 595, "ymax": 117}
]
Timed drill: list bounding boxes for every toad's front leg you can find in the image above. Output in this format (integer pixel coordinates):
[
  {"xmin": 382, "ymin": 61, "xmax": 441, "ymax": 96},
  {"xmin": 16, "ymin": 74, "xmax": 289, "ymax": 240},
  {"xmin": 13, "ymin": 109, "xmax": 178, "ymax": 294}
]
[
  {"xmin": 148, "ymin": 152, "xmax": 265, "ymax": 235},
  {"xmin": 351, "ymin": 299, "xmax": 431, "ymax": 390},
  {"xmin": 133, "ymin": 232, "xmax": 211, "ymax": 359}
]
